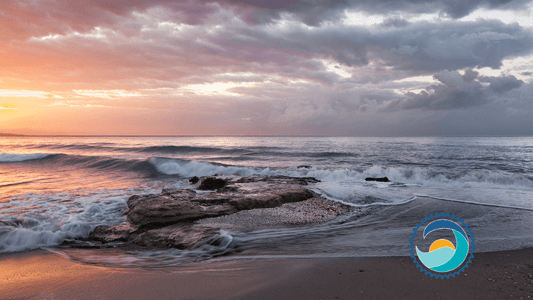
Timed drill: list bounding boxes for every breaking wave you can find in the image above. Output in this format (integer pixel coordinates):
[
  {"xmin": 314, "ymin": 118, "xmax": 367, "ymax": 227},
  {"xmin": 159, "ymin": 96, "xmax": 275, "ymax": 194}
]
[
  {"xmin": 3, "ymin": 151, "xmax": 531, "ymax": 190},
  {"xmin": 0, "ymin": 153, "xmax": 58, "ymax": 162},
  {"xmin": 0, "ymin": 192, "xmax": 128, "ymax": 253}
]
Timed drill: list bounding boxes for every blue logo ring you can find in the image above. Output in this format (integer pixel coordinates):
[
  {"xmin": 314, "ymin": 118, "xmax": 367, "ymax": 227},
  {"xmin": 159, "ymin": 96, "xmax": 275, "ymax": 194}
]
[{"xmin": 409, "ymin": 212, "xmax": 476, "ymax": 279}]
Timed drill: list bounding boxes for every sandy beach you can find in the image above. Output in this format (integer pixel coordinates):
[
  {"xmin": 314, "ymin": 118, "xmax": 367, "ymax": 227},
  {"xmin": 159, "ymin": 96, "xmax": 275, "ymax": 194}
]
[
  {"xmin": 3, "ymin": 195, "xmax": 533, "ymax": 299},
  {"xmin": 2, "ymin": 247, "xmax": 533, "ymax": 300}
]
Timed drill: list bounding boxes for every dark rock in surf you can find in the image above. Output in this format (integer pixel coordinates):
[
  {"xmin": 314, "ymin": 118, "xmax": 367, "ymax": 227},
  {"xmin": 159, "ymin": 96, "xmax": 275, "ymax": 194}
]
[
  {"xmin": 126, "ymin": 189, "xmax": 238, "ymax": 227},
  {"xmin": 189, "ymin": 176, "xmax": 199, "ymax": 184},
  {"xmin": 297, "ymin": 165, "xmax": 312, "ymax": 169},
  {"xmin": 235, "ymin": 175, "xmax": 320, "ymax": 185},
  {"xmin": 125, "ymin": 178, "xmax": 316, "ymax": 227},
  {"xmin": 130, "ymin": 223, "xmax": 217, "ymax": 249},
  {"xmin": 89, "ymin": 222, "xmax": 136, "ymax": 243},
  {"xmin": 365, "ymin": 177, "xmax": 390, "ymax": 182},
  {"xmin": 88, "ymin": 175, "xmax": 320, "ymax": 250},
  {"xmin": 198, "ymin": 177, "xmax": 227, "ymax": 190}
]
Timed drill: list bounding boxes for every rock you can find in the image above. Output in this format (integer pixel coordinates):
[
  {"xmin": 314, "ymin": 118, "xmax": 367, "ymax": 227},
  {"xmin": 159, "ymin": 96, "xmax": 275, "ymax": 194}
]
[
  {"xmin": 198, "ymin": 177, "xmax": 227, "ymax": 190},
  {"xmin": 189, "ymin": 176, "xmax": 199, "ymax": 184},
  {"xmin": 228, "ymin": 188, "xmax": 314, "ymax": 210},
  {"xmin": 197, "ymin": 197, "xmax": 357, "ymax": 231},
  {"xmin": 235, "ymin": 175, "xmax": 320, "ymax": 185},
  {"xmin": 297, "ymin": 165, "xmax": 312, "ymax": 169},
  {"xmin": 89, "ymin": 222, "xmax": 136, "ymax": 243},
  {"xmin": 365, "ymin": 177, "xmax": 390, "ymax": 182},
  {"xmin": 125, "ymin": 180, "xmax": 316, "ymax": 227},
  {"xmin": 126, "ymin": 189, "xmax": 238, "ymax": 227},
  {"xmin": 131, "ymin": 223, "xmax": 217, "ymax": 249},
  {"xmin": 89, "ymin": 175, "xmax": 323, "ymax": 250}
]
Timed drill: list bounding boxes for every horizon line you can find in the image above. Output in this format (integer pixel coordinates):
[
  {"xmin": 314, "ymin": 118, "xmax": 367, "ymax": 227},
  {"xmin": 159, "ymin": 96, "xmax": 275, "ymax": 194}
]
[{"xmin": 2, "ymin": 133, "xmax": 533, "ymax": 138}]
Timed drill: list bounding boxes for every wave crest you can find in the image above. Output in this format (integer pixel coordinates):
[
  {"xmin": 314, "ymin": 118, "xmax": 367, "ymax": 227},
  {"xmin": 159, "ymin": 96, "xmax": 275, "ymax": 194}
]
[{"xmin": 0, "ymin": 153, "xmax": 57, "ymax": 162}]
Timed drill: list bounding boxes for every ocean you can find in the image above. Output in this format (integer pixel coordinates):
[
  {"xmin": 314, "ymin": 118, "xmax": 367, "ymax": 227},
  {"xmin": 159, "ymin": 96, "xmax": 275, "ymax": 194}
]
[{"xmin": 1, "ymin": 136, "xmax": 533, "ymax": 267}]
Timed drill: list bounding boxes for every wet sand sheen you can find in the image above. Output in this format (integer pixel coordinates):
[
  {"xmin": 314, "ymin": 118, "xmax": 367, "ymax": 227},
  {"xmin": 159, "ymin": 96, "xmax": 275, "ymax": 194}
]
[{"xmin": 2, "ymin": 248, "xmax": 533, "ymax": 299}]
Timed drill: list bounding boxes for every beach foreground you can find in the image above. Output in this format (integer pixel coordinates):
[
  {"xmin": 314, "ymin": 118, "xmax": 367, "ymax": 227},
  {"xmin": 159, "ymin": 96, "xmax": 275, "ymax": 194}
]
[{"xmin": 2, "ymin": 248, "xmax": 533, "ymax": 300}]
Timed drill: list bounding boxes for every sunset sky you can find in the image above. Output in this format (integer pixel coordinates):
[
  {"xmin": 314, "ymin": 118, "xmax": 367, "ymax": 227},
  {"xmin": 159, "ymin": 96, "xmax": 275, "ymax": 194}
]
[{"xmin": 1, "ymin": 0, "xmax": 533, "ymax": 136}]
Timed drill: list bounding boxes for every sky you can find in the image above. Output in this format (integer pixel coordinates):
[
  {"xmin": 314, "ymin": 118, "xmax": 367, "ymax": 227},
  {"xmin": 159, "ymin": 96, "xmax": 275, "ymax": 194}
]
[{"xmin": 1, "ymin": 0, "xmax": 533, "ymax": 136}]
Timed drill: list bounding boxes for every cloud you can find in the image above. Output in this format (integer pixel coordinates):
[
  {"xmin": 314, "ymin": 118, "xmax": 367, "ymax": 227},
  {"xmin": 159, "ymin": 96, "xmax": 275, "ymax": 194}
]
[
  {"xmin": 2, "ymin": 0, "xmax": 533, "ymax": 136},
  {"xmin": 215, "ymin": 0, "xmax": 531, "ymax": 25},
  {"xmin": 381, "ymin": 18, "xmax": 411, "ymax": 28},
  {"xmin": 0, "ymin": 90, "xmax": 50, "ymax": 98},
  {"xmin": 479, "ymin": 74, "xmax": 524, "ymax": 94},
  {"xmin": 384, "ymin": 70, "xmax": 524, "ymax": 111},
  {"xmin": 3, "ymin": 1, "xmax": 532, "ymax": 87},
  {"xmin": 2, "ymin": 0, "xmax": 531, "ymax": 45},
  {"xmin": 462, "ymin": 68, "xmax": 479, "ymax": 83},
  {"xmin": 214, "ymin": 18, "xmax": 533, "ymax": 75}
]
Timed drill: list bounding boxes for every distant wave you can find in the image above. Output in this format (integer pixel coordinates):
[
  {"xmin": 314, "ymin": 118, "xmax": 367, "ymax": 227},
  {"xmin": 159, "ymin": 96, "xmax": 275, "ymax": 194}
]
[
  {"xmin": 31, "ymin": 144, "xmax": 254, "ymax": 155},
  {"xmin": 138, "ymin": 145, "xmax": 230, "ymax": 153},
  {"xmin": 33, "ymin": 144, "xmax": 106, "ymax": 150},
  {"xmin": 4, "ymin": 151, "xmax": 532, "ymax": 189},
  {"xmin": 52, "ymin": 154, "xmax": 160, "ymax": 176},
  {"xmin": 310, "ymin": 151, "xmax": 355, "ymax": 158},
  {"xmin": 0, "ymin": 153, "xmax": 58, "ymax": 162},
  {"xmin": 0, "ymin": 152, "xmax": 159, "ymax": 176},
  {"xmin": 25, "ymin": 143, "xmax": 361, "ymax": 158},
  {"xmin": 0, "ymin": 152, "xmax": 270, "ymax": 178}
]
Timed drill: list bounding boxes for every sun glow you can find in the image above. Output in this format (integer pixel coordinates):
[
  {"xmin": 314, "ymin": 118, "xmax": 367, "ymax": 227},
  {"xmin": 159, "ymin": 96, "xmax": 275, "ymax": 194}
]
[
  {"xmin": 73, "ymin": 90, "xmax": 142, "ymax": 98},
  {"xmin": 30, "ymin": 27, "xmax": 109, "ymax": 42},
  {"xmin": 180, "ymin": 82, "xmax": 256, "ymax": 96},
  {"xmin": 0, "ymin": 90, "xmax": 50, "ymax": 98}
]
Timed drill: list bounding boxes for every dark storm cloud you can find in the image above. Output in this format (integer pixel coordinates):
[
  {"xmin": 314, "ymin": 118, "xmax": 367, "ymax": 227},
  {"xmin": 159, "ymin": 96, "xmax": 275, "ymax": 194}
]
[
  {"xmin": 0, "ymin": 0, "xmax": 218, "ymax": 41},
  {"xmin": 5, "ymin": 7, "xmax": 532, "ymax": 95},
  {"xmin": 2, "ymin": 0, "xmax": 531, "ymax": 42},
  {"xmin": 222, "ymin": 0, "xmax": 530, "ymax": 25},
  {"xmin": 3, "ymin": 1, "xmax": 533, "ymax": 75},
  {"xmin": 389, "ymin": 71, "xmax": 487, "ymax": 110},
  {"xmin": 521, "ymin": 71, "xmax": 532, "ymax": 76},
  {"xmin": 374, "ymin": 20, "xmax": 533, "ymax": 71},
  {"xmin": 381, "ymin": 18, "xmax": 411, "ymax": 28},
  {"xmin": 210, "ymin": 19, "xmax": 533, "ymax": 73},
  {"xmin": 462, "ymin": 69, "xmax": 479, "ymax": 83},
  {"xmin": 479, "ymin": 75, "xmax": 524, "ymax": 94},
  {"xmin": 384, "ymin": 71, "xmax": 524, "ymax": 111}
]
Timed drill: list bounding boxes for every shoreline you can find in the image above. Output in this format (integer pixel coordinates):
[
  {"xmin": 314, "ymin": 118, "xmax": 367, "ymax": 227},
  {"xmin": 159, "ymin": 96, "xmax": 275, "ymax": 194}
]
[
  {"xmin": 2, "ymin": 247, "xmax": 533, "ymax": 299},
  {"xmin": 3, "ymin": 194, "xmax": 533, "ymax": 299}
]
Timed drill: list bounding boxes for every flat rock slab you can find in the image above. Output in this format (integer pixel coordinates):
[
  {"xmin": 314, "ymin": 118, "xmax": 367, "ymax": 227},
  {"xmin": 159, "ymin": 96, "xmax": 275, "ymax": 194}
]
[
  {"xmin": 125, "ymin": 176, "xmax": 317, "ymax": 228},
  {"xmin": 87, "ymin": 175, "xmax": 321, "ymax": 249},
  {"xmin": 130, "ymin": 223, "xmax": 219, "ymax": 249}
]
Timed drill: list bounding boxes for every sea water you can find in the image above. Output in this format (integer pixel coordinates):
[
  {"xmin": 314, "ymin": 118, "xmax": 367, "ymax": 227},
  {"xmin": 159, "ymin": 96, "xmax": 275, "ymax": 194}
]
[{"xmin": 1, "ymin": 136, "xmax": 532, "ymax": 266}]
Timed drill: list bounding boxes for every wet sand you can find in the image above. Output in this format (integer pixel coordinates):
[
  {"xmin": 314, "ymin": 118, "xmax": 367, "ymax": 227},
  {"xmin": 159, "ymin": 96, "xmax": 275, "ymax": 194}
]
[{"xmin": 2, "ymin": 247, "xmax": 533, "ymax": 300}]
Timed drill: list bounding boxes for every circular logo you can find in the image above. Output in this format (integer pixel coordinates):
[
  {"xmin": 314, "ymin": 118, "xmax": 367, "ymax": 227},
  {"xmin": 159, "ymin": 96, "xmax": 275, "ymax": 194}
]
[{"xmin": 409, "ymin": 213, "xmax": 475, "ymax": 279}]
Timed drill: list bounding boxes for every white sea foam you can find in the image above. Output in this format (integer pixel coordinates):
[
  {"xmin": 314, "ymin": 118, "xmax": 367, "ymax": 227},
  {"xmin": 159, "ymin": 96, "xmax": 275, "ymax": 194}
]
[
  {"xmin": 149, "ymin": 158, "xmax": 533, "ymax": 208},
  {"xmin": 0, "ymin": 153, "xmax": 55, "ymax": 162},
  {"xmin": 150, "ymin": 158, "xmax": 276, "ymax": 177},
  {"xmin": 303, "ymin": 165, "xmax": 533, "ymax": 188},
  {"xmin": 0, "ymin": 191, "xmax": 131, "ymax": 253},
  {"xmin": 152, "ymin": 159, "xmax": 533, "ymax": 189},
  {"xmin": 304, "ymin": 165, "xmax": 533, "ymax": 209}
]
